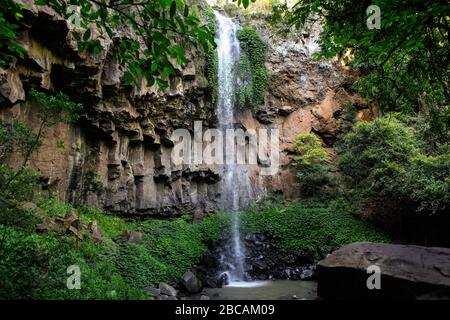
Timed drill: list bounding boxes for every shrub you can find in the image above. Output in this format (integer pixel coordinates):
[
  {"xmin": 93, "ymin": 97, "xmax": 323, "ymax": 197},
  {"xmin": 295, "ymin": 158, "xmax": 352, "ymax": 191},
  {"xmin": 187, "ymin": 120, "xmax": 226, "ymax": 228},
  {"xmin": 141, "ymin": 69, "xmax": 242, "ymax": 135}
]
[
  {"xmin": 236, "ymin": 27, "xmax": 269, "ymax": 111},
  {"xmin": 203, "ymin": 6, "xmax": 218, "ymax": 104},
  {"xmin": 240, "ymin": 197, "xmax": 389, "ymax": 254},
  {"xmin": 289, "ymin": 132, "xmax": 330, "ymax": 195},
  {"xmin": 0, "ymin": 198, "xmax": 228, "ymax": 299},
  {"xmin": 338, "ymin": 116, "xmax": 449, "ymax": 214}
]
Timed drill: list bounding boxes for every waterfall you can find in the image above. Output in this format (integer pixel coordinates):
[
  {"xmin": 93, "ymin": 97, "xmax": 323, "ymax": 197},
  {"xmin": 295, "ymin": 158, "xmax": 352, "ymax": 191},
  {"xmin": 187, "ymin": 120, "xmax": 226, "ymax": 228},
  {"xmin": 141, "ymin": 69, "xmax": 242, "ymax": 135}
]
[{"xmin": 212, "ymin": 10, "xmax": 254, "ymax": 285}]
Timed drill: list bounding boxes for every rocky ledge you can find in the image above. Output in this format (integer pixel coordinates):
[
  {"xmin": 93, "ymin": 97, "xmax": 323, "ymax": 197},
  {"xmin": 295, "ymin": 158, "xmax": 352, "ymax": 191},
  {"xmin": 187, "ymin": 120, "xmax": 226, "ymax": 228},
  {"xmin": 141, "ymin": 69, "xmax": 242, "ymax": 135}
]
[{"xmin": 317, "ymin": 242, "xmax": 450, "ymax": 299}]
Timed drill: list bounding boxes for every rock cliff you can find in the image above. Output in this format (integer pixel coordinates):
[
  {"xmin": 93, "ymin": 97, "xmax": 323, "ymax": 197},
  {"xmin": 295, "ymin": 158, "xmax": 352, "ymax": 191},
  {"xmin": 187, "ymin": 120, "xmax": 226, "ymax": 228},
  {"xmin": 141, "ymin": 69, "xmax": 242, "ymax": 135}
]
[{"xmin": 0, "ymin": 2, "xmax": 375, "ymax": 215}]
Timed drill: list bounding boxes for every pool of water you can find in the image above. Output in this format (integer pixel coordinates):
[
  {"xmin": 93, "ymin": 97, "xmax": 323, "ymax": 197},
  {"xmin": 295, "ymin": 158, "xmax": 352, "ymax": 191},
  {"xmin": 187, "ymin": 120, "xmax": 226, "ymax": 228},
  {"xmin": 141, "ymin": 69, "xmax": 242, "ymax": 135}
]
[{"xmin": 205, "ymin": 280, "xmax": 318, "ymax": 300}]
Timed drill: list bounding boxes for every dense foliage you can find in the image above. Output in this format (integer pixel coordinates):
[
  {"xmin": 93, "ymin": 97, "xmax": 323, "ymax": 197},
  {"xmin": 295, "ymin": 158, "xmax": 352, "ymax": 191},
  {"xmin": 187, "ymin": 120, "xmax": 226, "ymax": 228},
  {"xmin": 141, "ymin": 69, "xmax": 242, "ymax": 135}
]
[
  {"xmin": 273, "ymin": 0, "xmax": 449, "ymax": 140},
  {"xmin": 338, "ymin": 116, "xmax": 449, "ymax": 215},
  {"xmin": 0, "ymin": 0, "xmax": 25, "ymax": 67},
  {"xmin": 236, "ymin": 27, "xmax": 269, "ymax": 111},
  {"xmin": 289, "ymin": 132, "xmax": 331, "ymax": 195},
  {"xmin": 0, "ymin": 200, "xmax": 226, "ymax": 299},
  {"xmin": 204, "ymin": 5, "xmax": 219, "ymax": 104},
  {"xmin": 240, "ymin": 197, "xmax": 389, "ymax": 254}
]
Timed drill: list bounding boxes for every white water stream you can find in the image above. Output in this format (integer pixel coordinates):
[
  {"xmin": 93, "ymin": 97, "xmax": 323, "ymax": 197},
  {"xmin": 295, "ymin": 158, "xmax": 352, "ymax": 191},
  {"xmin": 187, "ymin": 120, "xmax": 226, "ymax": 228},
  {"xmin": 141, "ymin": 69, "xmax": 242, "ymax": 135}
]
[{"xmin": 212, "ymin": 9, "xmax": 267, "ymax": 288}]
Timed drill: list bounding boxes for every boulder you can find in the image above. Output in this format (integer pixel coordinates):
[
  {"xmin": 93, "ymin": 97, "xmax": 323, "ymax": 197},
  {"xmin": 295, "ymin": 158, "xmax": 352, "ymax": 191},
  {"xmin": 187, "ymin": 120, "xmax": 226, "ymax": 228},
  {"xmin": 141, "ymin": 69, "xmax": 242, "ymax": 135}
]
[
  {"xmin": 124, "ymin": 230, "xmax": 143, "ymax": 244},
  {"xmin": 317, "ymin": 242, "xmax": 450, "ymax": 299},
  {"xmin": 144, "ymin": 287, "xmax": 160, "ymax": 297},
  {"xmin": 181, "ymin": 271, "xmax": 202, "ymax": 294},
  {"xmin": 158, "ymin": 282, "xmax": 178, "ymax": 297}
]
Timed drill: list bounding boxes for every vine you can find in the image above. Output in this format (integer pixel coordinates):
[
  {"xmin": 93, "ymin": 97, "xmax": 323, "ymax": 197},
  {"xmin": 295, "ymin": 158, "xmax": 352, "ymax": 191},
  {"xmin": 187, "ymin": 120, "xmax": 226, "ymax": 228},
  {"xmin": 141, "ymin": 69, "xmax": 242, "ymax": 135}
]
[
  {"xmin": 236, "ymin": 27, "xmax": 269, "ymax": 112},
  {"xmin": 203, "ymin": 6, "xmax": 218, "ymax": 105}
]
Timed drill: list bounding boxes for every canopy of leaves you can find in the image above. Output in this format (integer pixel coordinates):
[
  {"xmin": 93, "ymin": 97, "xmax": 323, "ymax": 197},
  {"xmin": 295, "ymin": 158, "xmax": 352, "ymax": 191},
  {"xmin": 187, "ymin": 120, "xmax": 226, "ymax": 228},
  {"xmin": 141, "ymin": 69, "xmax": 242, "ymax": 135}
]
[
  {"xmin": 0, "ymin": 1, "xmax": 26, "ymax": 67},
  {"xmin": 274, "ymin": 0, "xmax": 450, "ymax": 140},
  {"xmin": 338, "ymin": 116, "xmax": 450, "ymax": 215}
]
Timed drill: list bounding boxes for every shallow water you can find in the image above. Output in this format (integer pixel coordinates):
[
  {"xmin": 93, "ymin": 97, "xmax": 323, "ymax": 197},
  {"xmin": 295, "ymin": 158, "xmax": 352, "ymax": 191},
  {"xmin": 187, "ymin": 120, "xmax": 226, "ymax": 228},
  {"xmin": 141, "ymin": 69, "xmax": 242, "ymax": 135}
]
[{"xmin": 205, "ymin": 280, "xmax": 318, "ymax": 300}]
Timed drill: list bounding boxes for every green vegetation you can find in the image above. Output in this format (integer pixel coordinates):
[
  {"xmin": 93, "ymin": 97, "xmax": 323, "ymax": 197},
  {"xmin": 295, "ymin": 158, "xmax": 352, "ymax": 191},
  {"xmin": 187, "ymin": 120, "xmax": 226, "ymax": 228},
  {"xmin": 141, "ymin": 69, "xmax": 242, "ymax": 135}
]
[
  {"xmin": 338, "ymin": 116, "xmax": 449, "ymax": 215},
  {"xmin": 240, "ymin": 197, "xmax": 389, "ymax": 254},
  {"xmin": 0, "ymin": 1, "xmax": 25, "ymax": 68},
  {"xmin": 0, "ymin": 200, "xmax": 227, "ymax": 299},
  {"xmin": 274, "ymin": 0, "xmax": 449, "ymax": 139},
  {"xmin": 0, "ymin": 86, "xmax": 228, "ymax": 299},
  {"xmin": 268, "ymin": 0, "xmax": 449, "ymax": 226},
  {"xmin": 203, "ymin": 5, "xmax": 219, "ymax": 104},
  {"xmin": 236, "ymin": 27, "xmax": 270, "ymax": 111},
  {"xmin": 289, "ymin": 132, "xmax": 331, "ymax": 195}
]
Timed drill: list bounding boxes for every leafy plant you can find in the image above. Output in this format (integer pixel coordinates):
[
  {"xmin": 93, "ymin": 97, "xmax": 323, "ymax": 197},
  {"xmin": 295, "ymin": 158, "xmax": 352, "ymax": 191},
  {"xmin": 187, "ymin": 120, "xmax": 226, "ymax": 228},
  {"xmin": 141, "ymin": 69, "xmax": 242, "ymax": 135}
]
[
  {"xmin": 338, "ymin": 116, "xmax": 449, "ymax": 214},
  {"xmin": 204, "ymin": 5, "xmax": 218, "ymax": 104},
  {"xmin": 273, "ymin": 0, "xmax": 450, "ymax": 139},
  {"xmin": 0, "ymin": 198, "xmax": 228, "ymax": 299},
  {"xmin": 240, "ymin": 197, "xmax": 389, "ymax": 254},
  {"xmin": 236, "ymin": 27, "xmax": 269, "ymax": 111},
  {"xmin": 0, "ymin": 1, "xmax": 26, "ymax": 67},
  {"xmin": 289, "ymin": 132, "xmax": 330, "ymax": 195}
]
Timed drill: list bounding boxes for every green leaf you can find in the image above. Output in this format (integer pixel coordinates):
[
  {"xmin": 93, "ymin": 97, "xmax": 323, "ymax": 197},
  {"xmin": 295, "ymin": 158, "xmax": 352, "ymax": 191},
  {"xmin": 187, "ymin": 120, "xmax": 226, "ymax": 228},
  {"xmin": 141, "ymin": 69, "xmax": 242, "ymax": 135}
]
[
  {"xmin": 151, "ymin": 61, "xmax": 159, "ymax": 72},
  {"xmin": 83, "ymin": 29, "xmax": 91, "ymax": 41},
  {"xmin": 170, "ymin": 1, "xmax": 176, "ymax": 18}
]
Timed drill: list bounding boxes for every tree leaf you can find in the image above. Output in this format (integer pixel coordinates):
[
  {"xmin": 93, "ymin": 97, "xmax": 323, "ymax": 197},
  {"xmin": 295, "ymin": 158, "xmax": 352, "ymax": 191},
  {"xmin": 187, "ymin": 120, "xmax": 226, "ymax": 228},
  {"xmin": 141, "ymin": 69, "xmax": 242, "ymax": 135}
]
[
  {"xmin": 170, "ymin": 1, "xmax": 176, "ymax": 18},
  {"xmin": 83, "ymin": 29, "xmax": 91, "ymax": 41}
]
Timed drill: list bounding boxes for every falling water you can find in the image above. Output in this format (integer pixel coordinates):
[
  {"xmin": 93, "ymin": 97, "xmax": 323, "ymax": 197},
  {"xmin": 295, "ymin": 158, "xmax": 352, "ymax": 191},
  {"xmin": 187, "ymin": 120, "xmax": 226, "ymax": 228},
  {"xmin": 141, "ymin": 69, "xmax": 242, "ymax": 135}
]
[{"xmin": 212, "ymin": 10, "xmax": 254, "ymax": 285}]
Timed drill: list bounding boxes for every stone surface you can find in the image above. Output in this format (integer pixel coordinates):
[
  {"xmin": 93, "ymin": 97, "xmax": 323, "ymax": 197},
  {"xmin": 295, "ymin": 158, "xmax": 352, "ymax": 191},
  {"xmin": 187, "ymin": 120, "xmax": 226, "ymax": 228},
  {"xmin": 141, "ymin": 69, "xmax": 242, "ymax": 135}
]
[
  {"xmin": 158, "ymin": 282, "xmax": 178, "ymax": 297},
  {"xmin": 36, "ymin": 211, "xmax": 102, "ymax": 242},
  {"xmin": 144, "ymin": 287, "xmax": 160, "ymax": 296},
  {"xmin": 124, "ymin": 230, "xmax": 143, "ymax": 244},
  {"xmin": 193, "ymin": 232, "xmax": 319, "ymax": 286},
  {"xmin": 317, "ymin": 242, "xmax": 450, "ymax": 299},
  {"xmin": 180, "ymin": 271, "xmax": 203, "ymax": 294}
]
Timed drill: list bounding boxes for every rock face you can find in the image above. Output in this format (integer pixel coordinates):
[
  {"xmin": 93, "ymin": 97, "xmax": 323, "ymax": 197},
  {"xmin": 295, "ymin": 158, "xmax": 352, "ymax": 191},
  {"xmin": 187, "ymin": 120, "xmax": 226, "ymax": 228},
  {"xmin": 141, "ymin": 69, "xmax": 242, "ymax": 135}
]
[
  {"xmin": 1, "ymin": 1, "xmax": 220, "ymax": 216},
  {"xmin": 234, "ymin": 14, "xmax": 379, "ymax": 199},
  {"xmin": 0, "ymin": 3, "xmax": 376, "ymax": 216},
  {"xmin": 193, "ymin": 233, "xmax": 319, "ymax": 286},
  {"xmin": 317, "ymin": 242, "xmax": 450, "ymax": 299}
]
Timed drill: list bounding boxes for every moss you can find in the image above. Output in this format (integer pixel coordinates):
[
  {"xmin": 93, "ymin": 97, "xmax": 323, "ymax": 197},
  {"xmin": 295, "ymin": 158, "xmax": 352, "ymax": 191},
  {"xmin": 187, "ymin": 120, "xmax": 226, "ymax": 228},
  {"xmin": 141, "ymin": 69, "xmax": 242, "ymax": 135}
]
[
  {"xmin": 236, "ymin": 27, "xmax": 270, "ymax": 112},
  {"xmin": 203, "ymin": 5, "xmax": 218, "ymax": 105},
  {"xmin": 240, "ymin": 197, "xmax": 389, "ymax": 255}
]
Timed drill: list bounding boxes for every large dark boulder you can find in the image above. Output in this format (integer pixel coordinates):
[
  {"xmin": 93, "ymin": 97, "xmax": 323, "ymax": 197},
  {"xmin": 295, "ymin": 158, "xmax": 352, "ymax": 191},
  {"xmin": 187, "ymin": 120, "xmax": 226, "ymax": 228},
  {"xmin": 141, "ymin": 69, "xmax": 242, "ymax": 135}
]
[{"xmin": 317, "ymin": 242, "xmax": 450, "ymax": 299}]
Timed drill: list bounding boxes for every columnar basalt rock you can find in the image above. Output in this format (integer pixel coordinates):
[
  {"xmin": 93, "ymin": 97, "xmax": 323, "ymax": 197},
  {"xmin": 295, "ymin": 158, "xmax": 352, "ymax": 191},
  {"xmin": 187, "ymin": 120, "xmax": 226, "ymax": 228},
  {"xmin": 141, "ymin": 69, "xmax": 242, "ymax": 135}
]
[{"xmin": 0, "ymin": 4, "xmax": 376, "ymax": 216}]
